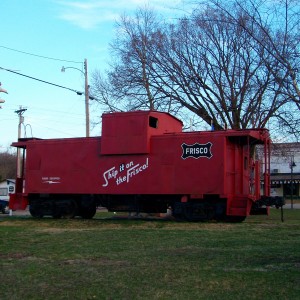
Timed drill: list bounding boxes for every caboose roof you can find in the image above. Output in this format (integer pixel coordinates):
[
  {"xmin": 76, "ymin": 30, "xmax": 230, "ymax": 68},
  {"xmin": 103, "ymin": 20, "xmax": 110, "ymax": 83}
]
[
  {"xmin": 101, "ymin": 110, "xmax": 183, "ymax": 126},
  {"xmin": 100, "ymin": 110, "xmax": 183, "ymax": 155}
]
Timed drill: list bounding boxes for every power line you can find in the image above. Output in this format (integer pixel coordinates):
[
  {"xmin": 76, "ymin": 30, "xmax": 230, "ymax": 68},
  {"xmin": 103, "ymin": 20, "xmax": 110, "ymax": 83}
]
[
  {"xmin": 0, "ymin": 66, "xmax": 84, "ymax": 96},
  {"xmin": 0, "ymin": 45, "xmax": 82, "ymax": 64}
]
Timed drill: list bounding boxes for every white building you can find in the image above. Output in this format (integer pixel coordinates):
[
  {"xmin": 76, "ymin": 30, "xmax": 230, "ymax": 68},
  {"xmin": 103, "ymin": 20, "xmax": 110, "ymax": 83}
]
[
  {"xmin": 0, "ymin": 179, "xmax": 15, "ymax": 213},
  {"xmin": 0, "ymin": 179, "xmax": 15, "ymax": 202},
  {"xmin": 269, "ymin": 143, "xmax": 300, "ymax": 200}
]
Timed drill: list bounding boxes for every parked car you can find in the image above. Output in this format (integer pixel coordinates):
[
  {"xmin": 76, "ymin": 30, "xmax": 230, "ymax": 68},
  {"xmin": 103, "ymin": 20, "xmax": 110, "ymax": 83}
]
[{"xmin": 0, "ymin": 199, "xmax": 9, "ymax": 214}]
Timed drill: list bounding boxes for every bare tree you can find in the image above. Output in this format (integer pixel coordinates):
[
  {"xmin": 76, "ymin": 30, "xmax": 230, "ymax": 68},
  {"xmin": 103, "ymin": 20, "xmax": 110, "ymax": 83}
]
[
  {"xmin": 92, "ymin": 2, "xmax": 300, "ymax": 139},
  {"xmin": 145, "ymin": 6, "xmax": 294, "ymax": 132},
  {"xmin": 0, "ymin": 151, "xmax": 17, "ymax": 181},
  {"xmin": 208, "ymin": 0, "xmax": 300, "ymax": 137},
  {"xmin": 92, "ymin": 8, "xmax": 168, "ymax": 112}
]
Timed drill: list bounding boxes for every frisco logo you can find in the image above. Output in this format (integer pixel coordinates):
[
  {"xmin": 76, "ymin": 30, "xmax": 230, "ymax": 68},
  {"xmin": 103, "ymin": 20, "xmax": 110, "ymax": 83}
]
[
  {"xmin": 102, "ymin": 157, "xmax": 149, "ymax": 187},
  {"xmin": 181, "ymin": 142, "xmax": 213, "ymax": 159}
]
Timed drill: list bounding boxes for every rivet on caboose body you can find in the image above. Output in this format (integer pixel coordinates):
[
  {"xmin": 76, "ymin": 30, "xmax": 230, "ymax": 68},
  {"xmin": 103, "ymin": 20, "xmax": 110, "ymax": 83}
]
[{"xmin": 9, "ymin": 110, "xmax": 284, "ymax": 221}]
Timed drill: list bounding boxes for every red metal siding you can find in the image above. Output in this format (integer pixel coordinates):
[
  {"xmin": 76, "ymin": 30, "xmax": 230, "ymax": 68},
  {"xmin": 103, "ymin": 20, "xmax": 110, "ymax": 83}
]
[
  {"xmin": 23, "ymin": 132, "xmax": 241, "ymax": 199},
  {"xmin": 100, "ymin": 111, "xmax": 183, "ymax": 155}
]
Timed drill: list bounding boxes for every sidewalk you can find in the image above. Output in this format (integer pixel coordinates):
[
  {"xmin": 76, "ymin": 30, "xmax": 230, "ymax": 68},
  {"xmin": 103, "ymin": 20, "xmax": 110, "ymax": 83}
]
[{"xmin": 283, "ymin": 203, "xmax": 300, "ymax": 209}]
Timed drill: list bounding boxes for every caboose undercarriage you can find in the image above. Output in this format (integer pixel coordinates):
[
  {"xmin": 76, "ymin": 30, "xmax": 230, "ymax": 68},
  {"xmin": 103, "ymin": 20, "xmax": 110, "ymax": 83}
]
[
  {"xmin": 28, "ymin": 194, "xmax": 97, "ymax": 219},
  {"xmin": 26, "ymin": 193, "xmax": 281, "ymax": 222}
]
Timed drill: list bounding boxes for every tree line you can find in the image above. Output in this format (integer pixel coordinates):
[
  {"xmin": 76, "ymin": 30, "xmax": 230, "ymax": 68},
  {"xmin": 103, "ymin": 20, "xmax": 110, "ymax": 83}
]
[
  {"xmin": 91, "ymin": 0, "xmax": 300, "ymax": 141},
  {"xmin": 0, "ymin": 151, "xmax": 17, "ymax": 181}
]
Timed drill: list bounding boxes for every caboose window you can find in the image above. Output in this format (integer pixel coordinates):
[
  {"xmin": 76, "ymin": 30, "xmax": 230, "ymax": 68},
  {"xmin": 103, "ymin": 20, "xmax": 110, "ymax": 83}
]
[{"xmin": 149, "ymin": 116, "xmax": 158, "ymax": 128}]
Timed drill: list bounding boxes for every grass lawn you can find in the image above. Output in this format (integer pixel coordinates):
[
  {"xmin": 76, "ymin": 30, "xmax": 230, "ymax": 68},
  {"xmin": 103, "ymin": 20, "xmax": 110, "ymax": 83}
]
[{"xmin": 0, "ymin": 208, "xmax": 299, "ymax": 300}]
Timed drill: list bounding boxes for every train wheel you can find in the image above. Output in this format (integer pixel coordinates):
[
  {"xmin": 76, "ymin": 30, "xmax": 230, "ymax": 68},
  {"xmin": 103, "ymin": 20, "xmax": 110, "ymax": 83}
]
[
  {"xmin": 61, "ymin": 200, "xmax": 77, "ymax": 219},
  {"xmin": 80, "ymin": 205, "xmax": 96, "ymax": 219},
  {"xmin": 52, "ymin": 205, "xmax": 61, "ymax": 219},
  {"xmin": 29, "ymin": 206, "xmax": 44, "ymax": 218},
  {"xmin": 183, "ymin": 206, "xmax": 205, "ymax": 221},
  {"xmin": 52, "ymin": 212, "xmax": 62, "ymax": 219},
  {"xmin": 183, "ymin": 203, "xmax": 214, "ymax": 222},
  {"xmin": 225, "ymin": 216, "xmax": 246, "ymax": 223}
]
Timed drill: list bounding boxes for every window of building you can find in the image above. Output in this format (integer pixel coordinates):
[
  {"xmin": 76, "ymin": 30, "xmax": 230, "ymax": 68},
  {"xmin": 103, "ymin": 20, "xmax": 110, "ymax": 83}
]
[
  {"xmin": 0, "ymin": 188, "xmax": 8, "ymax": 196},
  {"xmin": 283, "ymin": 183, "xmax": 299, "ymax": 197}
]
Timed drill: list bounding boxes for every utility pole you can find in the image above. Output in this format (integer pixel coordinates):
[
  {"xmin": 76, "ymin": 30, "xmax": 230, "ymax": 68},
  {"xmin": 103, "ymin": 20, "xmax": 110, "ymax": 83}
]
[
  {"xmin": 61, "ymin": 58, "xmax": 90, "ymax": 137},
  {"xmin": 290, "ymin": 156, "xmax": 296, "ymax": 210},
  {"xmin": 15, "ymin": 106, "xmax": 27, "ymax": 178},
  {"xmin": 84, "ymin": 59, "xmax": 90, "ymax": 137}
]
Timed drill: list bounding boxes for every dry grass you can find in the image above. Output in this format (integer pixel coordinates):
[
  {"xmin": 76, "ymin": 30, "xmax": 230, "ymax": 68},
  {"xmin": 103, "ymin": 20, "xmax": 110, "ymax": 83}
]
[{"xmin": 0, "ymin": 208, "xmax": 299, "ymax": 300}]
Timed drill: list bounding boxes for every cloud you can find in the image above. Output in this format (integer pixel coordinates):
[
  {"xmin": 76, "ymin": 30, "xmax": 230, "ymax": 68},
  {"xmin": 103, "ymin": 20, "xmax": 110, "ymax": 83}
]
[
  {"xmin": 55, "ymin": 0, "xmax": 186, "ymax": 30},
  {"xmin": 56, "ymin": 1, "xmax": 120, "ymax": 29}
]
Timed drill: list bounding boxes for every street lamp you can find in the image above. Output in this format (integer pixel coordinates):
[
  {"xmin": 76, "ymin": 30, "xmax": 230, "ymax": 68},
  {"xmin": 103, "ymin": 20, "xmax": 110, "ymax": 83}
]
[
  {"xmin": 0, "ymin": 82, "xmax": 8, "ymax": 109},
  {"xmin": 289, "ymin": 157, "xmax": 296, "ymax": 209},
  {"xmin": 61, "ymin": 59, "xmax": 90, "ymax": 137}
]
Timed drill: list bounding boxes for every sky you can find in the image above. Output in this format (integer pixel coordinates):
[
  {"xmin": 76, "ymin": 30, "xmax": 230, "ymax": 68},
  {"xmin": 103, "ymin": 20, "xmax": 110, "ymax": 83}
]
[{"xmin": 0, "ymin": 0, "xmax": 192, "ymax": 151}]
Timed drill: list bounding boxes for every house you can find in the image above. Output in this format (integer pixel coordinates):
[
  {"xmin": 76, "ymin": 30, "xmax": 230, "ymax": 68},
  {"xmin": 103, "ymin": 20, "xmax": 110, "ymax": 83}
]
[
  {"xmin": 0, "ymin": 179, "xmax": 15, "ymax": 201},
  {"xmin": 269, "ymin": 143, "xmax": 300, "ymax": 200},
  {"xmin": 0, "ymin": 179, "xmax": 15, "ymax": 213}
]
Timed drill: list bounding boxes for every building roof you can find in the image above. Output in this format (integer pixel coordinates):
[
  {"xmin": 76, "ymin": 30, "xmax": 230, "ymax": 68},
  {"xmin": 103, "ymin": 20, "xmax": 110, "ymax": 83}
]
[
  {"xmin": 0, "ymin": 179, "xmax": 15, "ymax": 184},
  {"xmin": 270, "ymin": 173, "xmax": 300, "ymax": 184}
]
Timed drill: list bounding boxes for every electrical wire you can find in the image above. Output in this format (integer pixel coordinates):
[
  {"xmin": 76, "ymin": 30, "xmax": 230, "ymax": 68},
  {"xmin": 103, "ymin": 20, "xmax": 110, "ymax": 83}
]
[
  {"xmin": 0, "ymin": 45, "xmax": 82, "ymax": 64},
  {"xmin": 0, "ymin": 66, "xmax": 84, "ymax": 96}
]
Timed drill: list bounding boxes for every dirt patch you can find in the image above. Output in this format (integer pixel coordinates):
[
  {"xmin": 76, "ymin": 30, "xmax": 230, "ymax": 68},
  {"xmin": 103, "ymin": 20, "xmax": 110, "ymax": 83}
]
[
  {"xmin": 61, "ymin": 257, "xmax": 130, "ymax": 267},
  {"xmin": 35, "ymin": 227, "xmax": 92, "ymax": 234}
]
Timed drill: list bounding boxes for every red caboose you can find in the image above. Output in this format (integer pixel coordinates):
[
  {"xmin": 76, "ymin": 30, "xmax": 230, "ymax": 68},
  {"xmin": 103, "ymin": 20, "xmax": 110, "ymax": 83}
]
[{"xmin": 9, "ymin": 110, "xmax": 283, "ymax": 221}]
